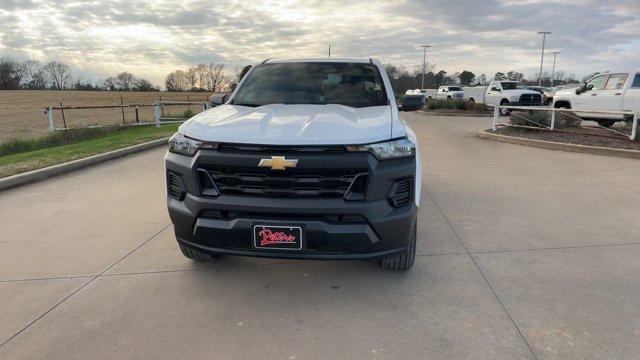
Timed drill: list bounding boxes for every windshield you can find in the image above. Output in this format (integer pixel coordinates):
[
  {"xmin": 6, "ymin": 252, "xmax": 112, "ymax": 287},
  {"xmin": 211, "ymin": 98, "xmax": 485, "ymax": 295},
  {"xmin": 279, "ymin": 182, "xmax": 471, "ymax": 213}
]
[
  {"xmin": 501, "ymin": 82, "xmax": 526, "ymax": 90},
  {"xmin": 232, "ymin": 62, "xmax": 388, "ymax": 108},
  {"xmin": 448, "ymin": 87, "xmax": 462, "ymax": 91}
]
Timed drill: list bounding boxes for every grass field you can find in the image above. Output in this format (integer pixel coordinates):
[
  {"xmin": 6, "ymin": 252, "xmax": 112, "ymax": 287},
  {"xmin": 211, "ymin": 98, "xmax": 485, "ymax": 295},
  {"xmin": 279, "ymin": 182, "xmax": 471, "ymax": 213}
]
[
  {"xmin": 0, "ymin": 124, "xmax": 178, "ymax": 178},
  {"xmin": 0, "ymin": 90, "xmax": 212, "ymax": 140}
]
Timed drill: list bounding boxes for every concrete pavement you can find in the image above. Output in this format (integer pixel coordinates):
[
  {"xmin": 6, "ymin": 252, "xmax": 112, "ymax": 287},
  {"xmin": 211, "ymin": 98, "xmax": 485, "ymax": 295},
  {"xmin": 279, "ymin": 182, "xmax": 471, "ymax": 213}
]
[{"xmin": 1, "ymin": 113, "xmax": 639, "ymax": 359}]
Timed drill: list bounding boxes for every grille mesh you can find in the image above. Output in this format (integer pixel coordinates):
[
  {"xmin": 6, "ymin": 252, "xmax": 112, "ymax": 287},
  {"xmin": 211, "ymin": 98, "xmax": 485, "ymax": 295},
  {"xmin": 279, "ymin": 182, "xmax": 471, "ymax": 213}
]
[{"xmin": 199, "ymin": 166, "xmax": 366, "ymax": 198}]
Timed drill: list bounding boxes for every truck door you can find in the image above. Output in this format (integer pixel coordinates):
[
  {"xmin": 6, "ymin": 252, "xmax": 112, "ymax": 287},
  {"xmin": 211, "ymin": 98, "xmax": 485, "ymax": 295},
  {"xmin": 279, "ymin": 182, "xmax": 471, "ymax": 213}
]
[
  {"xmin": 574, "ymin": 74, "xmax": 607, "ymax": 115},
  {"xmin": 622, "ymin": 73, "xmax": 640, "ymax": 114},
  {"xmin": 485, "ymin": 82, "xmax": 501, "ymax": 105},
  {"xmin": 596, "ymin": 73, "xmax": 628, "ymax": 118}
]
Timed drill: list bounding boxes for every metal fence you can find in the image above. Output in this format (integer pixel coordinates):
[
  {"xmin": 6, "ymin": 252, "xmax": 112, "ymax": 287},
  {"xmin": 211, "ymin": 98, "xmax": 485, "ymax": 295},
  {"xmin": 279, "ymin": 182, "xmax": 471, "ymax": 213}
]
[
  {"xmin": 44, "ymin": 100, "xmax": 210, "ymax": 132},
  {"xmin": 491, "ymin": 105, "xmax": 638, "ymax": 141}
]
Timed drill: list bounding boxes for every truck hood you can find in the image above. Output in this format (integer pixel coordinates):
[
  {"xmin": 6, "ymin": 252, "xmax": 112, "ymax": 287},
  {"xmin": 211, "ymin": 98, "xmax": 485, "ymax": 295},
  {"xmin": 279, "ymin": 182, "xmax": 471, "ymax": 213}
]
[
  {"xmin": 180, "ymin": 104, "xmax": 400, "ymax": 145},
  {"xmin": 501, "ymin": 89, "xmax": 540, "ymax": 96}
]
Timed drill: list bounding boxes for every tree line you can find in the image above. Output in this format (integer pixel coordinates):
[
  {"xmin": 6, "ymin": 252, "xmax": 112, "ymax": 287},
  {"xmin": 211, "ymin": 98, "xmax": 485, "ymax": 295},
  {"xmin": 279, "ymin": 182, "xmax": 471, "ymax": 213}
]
[
  {"xmin": 383, "ymin": 63, "xmax": 581, "ymax": 97},
  {"xmin": 0, "ymin": 57, "xmax": 160, "ymax": 91},
  {"xmin": 1, "ymin": 56, "xmax": 584, "ymax": 95}
]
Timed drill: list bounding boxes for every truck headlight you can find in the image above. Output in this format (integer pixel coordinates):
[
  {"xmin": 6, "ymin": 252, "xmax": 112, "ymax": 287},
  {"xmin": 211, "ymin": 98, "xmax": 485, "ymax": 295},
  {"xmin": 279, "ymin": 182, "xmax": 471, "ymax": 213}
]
[
  {"xmin": 168, "ymin": 133, "xmax": 217, "ymax": 156},
  {"xmin": 510, "ymin": 95, "xmax": 519, "ymax": 101},
  {"xmin": 346, "ymin": 138, "xmax": 415, "ymax": 160}
]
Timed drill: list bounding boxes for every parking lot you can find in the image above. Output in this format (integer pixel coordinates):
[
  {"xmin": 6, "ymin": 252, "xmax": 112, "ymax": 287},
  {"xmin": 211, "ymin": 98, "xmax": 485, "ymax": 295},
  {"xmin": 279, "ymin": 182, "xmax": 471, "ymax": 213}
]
[{"xmin": 1, "ymin": 112, "xmax": 639, "ymax": 359}]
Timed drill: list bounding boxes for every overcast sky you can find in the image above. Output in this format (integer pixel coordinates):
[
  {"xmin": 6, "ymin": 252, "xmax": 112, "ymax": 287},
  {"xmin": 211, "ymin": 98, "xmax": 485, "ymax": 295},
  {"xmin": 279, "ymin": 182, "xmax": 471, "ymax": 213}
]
[{"xmin": 1, "ymin": 0, "xmax": 638, "ymax": 85}]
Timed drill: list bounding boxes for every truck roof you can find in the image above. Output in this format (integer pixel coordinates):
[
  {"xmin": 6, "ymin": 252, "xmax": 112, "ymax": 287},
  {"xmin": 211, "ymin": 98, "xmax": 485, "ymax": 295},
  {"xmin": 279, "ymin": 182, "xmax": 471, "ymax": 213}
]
[{"xmin": 264, "ymin": 58, "xmax": 381, "ymax": 65}]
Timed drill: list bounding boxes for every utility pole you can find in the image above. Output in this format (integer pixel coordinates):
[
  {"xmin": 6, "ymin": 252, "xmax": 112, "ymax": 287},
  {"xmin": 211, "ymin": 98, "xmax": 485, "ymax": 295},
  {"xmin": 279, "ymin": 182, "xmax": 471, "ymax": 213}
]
[
  {"xmin": 328, "ymin": 45, "xmax": 331, "ymax": 58},
  {"xmin": 550, "ymin": 51, "xmax": 561, "ymax": 87},
  {"xmin": 537, "ymin": 31, "xmax": 551, "ymax": 86},
  {"xmin": 418, "ymin": 44, "xmax": 431, "ymax": 89}
]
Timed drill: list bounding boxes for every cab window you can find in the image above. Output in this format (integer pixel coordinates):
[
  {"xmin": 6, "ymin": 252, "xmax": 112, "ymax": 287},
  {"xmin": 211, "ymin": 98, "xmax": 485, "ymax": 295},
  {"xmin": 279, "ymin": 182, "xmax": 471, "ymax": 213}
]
[
  {"xmin": 604, "ymin": 74, "xmax": 628, "ymax": 90},
  {"xmin": 632, "ymin": 74, "xmax": 640, "ymax": 89},
  {"xmin": 585, "ymin": 74, "xmax": 607, "ymax": 91}
]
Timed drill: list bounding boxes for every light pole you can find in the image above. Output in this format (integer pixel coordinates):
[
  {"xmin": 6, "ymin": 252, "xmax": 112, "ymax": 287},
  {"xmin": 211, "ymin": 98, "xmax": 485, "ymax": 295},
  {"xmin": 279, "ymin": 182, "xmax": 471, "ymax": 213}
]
[
  {"xmin": 550, "ymin": 51, "xmax": 560, "ymax": 87},
  {"xmin": 418, "ymin": 44, "xmax": 431, "ymax": 89},
  {"xmin": 537, "ymin": 31, "xmax": 551, "ymax": 86}
]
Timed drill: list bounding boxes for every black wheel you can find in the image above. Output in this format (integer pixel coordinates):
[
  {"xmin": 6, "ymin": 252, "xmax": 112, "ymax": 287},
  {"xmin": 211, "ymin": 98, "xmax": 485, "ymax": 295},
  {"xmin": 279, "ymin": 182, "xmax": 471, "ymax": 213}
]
[
  {"xmin": 179, "ymin": 244, "xmax": 219, "ymax": 261},
  {"xmin": 597, "ymin": 120, "xmax": 615, "ymax": 128},
  {"xmin": 381, "ymin": 222, "xmax": 417, "ymax": 272},
  {"xmin": 499, "ymin": 100, "xmax": 510, "ymax": 116},
  {"xmin": 467, "ymin": 98, "xmax": 475, "ymax": 104}
]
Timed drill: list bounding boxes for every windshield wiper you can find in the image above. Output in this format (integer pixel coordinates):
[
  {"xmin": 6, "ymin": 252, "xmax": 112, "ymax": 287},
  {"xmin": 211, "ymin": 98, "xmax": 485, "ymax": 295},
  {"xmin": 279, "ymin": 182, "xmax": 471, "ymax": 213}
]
[{"xmin": 233, "ymin": 102, "xmax": 262, "ymax": 107}]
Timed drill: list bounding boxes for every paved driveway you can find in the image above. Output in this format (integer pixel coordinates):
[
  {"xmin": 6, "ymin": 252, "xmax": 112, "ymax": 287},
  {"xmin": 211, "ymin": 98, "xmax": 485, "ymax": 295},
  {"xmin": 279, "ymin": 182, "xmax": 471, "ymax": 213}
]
[{"xmin": 1, "ymin": 113, "xmax": 639, "ymax": 359}]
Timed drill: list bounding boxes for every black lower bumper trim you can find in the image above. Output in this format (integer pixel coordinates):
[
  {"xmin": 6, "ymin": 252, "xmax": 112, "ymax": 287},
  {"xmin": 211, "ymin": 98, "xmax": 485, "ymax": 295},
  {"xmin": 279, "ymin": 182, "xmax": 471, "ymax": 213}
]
[{"xmin": 177, "ymin": 237, "xmax": 406, "ymax": 260}]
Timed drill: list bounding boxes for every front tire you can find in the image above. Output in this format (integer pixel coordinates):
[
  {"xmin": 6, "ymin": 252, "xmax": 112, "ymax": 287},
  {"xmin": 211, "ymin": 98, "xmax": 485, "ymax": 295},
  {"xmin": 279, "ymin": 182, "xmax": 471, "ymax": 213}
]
[
  {"xmin": 381, "ymin": 222, "xmax": 417, "ymax": 272},
  {"xmin": 597, "ymin": 120, "xmax": 615, "ymax": 128},
  {"xmin": 499, "ymin": 99, "xmax": 510, "ymax": 116},
  {"xmin": 179, "ymin": 244, "xmax": 219, "ymax": 261}
]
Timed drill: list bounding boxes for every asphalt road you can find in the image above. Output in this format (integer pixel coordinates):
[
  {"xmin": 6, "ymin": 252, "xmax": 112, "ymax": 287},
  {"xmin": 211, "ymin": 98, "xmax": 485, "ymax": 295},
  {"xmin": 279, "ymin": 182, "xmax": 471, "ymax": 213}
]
[{"xmin": 1, "ymin": 113, "xmax": 639, "ymax": 359}]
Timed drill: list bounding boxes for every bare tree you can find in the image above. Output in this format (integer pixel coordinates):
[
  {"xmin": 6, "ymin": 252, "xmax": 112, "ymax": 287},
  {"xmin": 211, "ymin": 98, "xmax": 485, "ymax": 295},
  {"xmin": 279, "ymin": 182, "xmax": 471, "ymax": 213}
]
[
  {"xmin": 185, "ymin": 67, "xmax": 198, "ymax": 90},
  {"xmin": 165, "ymin": 70, "xmax": 190, "ymax": 91},
  {"xmin": 43, "ymin": 61, "xmax": 71, "ymax": 90},
  {"xmin": 202, "ymin": 63, "xmax": 229, "ymax": 92},
  {"xmin": 134, "ymin": 78, "xmax": 158, "ymax": 91},
  {"xmin": 115, "ymin": 72, "xmax": 136, "ymax": 91},
  {"xmin": 0, "ymin": 58, "xmax": 25, "ymax": 89},
  {"xmin": 100, "ymin": 76, "xmax": 117, "ymax": 91},
  {"xmin": 22, "ymin": 60, "xmax": 47, "ymax": 89}
]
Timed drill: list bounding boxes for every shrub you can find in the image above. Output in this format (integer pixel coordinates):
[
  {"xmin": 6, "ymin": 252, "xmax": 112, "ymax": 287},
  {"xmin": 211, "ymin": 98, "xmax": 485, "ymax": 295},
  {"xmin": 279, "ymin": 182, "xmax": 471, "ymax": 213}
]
[
  {"xmin": 183, "ymin": 109, "xmax": 195, "ymax": 118},
  {"xmin": 427, "ymin": 99, "xmax": 466, "ymax": 110},
  {"xmin": 509, "ymin": 111, "xmax": 551, "ymax": 128},
  {"xmin": 465, "ymin": 102, "xmax": 490, "ymax": 112}
]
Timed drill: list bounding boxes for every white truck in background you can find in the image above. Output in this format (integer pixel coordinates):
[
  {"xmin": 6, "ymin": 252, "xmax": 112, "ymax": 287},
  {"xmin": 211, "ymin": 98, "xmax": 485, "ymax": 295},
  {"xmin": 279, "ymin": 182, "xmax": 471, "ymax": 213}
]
[
  {"xmin": 406, "ymin": 86, "xmax": 464, "ymax": 101},
  {"xmin": 553, "ymin": 71, "xmax": 640, "ymax": 127},
  {"xmin": 432, "ymin": 86, "xmax": 464, "ymax": 100},
  {"xmin": 479, "ymin": 81, "xmax": 543, "ymax": 115}
]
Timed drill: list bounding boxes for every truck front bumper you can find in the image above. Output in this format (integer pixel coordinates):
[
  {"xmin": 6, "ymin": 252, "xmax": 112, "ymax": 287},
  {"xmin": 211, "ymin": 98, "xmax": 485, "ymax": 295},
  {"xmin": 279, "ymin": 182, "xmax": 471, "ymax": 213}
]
[{"xmin": 166, "ymin": 149, "xmax": 418, "ymax": 261}]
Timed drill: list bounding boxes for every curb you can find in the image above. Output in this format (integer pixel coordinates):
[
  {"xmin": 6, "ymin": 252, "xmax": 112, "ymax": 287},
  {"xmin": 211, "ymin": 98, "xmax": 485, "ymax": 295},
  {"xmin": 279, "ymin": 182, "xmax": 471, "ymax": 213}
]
[
  {"xmin": 0, "ymin": 137, "xmax": 170, "ymax": 191},
  {"xmin": 477, "ymin": 130, "xmax": 640, "ymax": 159},
  {"xmin": 417, "ymin": 110, "xmax": 491, "ymax": 118}
]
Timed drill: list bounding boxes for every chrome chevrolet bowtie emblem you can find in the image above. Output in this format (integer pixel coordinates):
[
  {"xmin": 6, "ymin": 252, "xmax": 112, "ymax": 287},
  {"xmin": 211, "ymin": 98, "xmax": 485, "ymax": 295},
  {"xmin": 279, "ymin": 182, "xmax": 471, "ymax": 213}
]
[{"xmin": 258, "ymin": 156, "xmax": 298, "ymax": 171}]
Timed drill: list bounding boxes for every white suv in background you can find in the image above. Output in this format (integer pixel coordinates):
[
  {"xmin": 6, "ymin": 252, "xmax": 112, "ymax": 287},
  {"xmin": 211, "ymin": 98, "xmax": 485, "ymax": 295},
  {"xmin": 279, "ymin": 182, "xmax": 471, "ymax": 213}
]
[{"xmin": 553, "ymin": 71, "xmax": 640, "ymax": 127}]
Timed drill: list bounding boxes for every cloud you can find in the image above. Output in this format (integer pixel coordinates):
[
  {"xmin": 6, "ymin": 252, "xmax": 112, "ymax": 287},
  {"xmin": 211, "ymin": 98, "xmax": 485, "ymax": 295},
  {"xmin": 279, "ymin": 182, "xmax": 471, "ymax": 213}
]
[{"xmin": 0, "ymin": 0, "xmax": 638, "ymax": 85}]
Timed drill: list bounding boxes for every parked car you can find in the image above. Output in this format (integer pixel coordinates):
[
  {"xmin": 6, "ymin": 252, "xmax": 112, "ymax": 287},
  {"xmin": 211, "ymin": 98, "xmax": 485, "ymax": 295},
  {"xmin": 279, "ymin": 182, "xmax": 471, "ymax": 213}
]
[
  {"xmin": 484, "ymin": 81, "xmax": 543, "ymax": 115},
  {"xmin": 553, "ymin": 71, "xmax": 640, "ymax": 127},
  {"xmin": 405, "ymin": 88, "xmax": 426, "ymax": 97},
  {"xmin": 166, "ymin": 58, "xmax": 421, "ymax": 271},
  {"xmin": 401, "ymin": 94, "xmax": 425, "ymax": 111}
]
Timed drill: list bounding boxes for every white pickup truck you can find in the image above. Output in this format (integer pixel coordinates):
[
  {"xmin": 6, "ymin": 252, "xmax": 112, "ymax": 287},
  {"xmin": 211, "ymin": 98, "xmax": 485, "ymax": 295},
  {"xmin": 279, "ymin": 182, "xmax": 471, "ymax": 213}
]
[
  {"xmin": 433, "ymin": 86, "xmax": 464, "ymax": 100},
  {"xmin": 406, "ymin": 86, "xmax": 464, "ymax": 101},
  {"xmin": 553, "ymin": 71, "xmax": 640, "ymax": 127},
  {"xmin": 481, "ymin": 81, "xmax": 543, "ymax": 115}
]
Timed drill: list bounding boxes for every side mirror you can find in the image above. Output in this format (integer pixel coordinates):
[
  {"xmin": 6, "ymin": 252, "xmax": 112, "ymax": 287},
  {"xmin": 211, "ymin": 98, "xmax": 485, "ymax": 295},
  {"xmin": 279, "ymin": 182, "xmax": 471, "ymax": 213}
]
[
  {"xmin": 575, "ymin": 84, "xmax": 588, "ymax": 95},
  {"xmin": 210, "ymin": 93, "xmax": 229, "ymax": 106}
]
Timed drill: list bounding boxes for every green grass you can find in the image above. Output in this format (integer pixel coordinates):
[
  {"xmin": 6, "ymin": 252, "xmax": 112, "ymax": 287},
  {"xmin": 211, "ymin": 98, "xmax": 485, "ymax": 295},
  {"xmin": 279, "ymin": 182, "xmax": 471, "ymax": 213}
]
[{"xmin": 0, "ymin": 124, "xmax": 179, "ymax": 178}]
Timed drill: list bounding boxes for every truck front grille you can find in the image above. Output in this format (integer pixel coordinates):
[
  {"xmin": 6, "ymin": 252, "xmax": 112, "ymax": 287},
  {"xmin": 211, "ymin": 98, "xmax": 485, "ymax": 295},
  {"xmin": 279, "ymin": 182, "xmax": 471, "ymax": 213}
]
[
  {"xmin": 198, "ymin": 166, "xmax": 368, "ymax": 199},
  {"xmin": 519, "ymin": 94, "xmax": 542, "ymax": 105}
]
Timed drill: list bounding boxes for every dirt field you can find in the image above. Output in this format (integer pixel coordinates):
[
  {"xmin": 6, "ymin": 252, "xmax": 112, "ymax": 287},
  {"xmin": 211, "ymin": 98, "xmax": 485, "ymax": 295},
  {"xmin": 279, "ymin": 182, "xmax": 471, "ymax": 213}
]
[{"xmin": 0, "ymin": 90, "xmax": 214, "ymax": 140}]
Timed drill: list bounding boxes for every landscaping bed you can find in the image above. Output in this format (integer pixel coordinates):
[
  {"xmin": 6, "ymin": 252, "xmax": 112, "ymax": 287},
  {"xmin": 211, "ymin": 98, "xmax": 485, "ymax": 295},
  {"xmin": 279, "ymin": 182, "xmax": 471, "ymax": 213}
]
[{"xmin": 491, "ymin": 126, "xmax": 640, "ymax": 151}]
